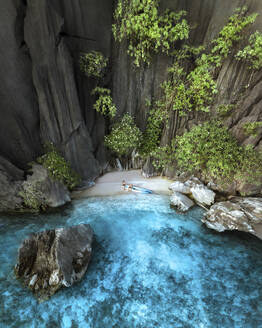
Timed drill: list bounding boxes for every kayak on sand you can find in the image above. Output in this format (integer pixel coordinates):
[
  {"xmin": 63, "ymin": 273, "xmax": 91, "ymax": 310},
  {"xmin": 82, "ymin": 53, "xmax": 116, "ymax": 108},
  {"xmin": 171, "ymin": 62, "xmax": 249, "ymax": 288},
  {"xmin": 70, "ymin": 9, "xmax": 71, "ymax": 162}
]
[
  {"xmin": 122, "ymin": 180, "xmax": 153, "ymax": 194},
  {"xmin": 128, "ymin": 185, "xmax": 153, "ymax": 194}
]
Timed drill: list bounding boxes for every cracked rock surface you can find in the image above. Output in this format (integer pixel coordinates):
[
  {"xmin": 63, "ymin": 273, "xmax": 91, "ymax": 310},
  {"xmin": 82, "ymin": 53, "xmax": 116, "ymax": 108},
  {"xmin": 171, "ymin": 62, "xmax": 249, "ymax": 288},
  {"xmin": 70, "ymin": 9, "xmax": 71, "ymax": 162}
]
[
  {"xmin": 170, "ymin": 191, "xmax": 194, "ymax": 212},
  {"xmin": 14, "ymin": 224, "xmax": 94, "ymax": 300},
  {"xmin": 202, "ymin": 197, "xmax": 262, "ymax": 237}
]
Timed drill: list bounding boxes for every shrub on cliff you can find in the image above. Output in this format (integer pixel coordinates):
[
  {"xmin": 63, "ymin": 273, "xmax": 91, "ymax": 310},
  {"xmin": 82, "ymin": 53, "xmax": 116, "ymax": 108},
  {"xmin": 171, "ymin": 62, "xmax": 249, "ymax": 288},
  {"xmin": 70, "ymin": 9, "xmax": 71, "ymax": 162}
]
[
  {"xmin": 104, "ymin": 114, "xmax": 142, "ymax": 157},
  {"xmin": 79, "ymin": 51, "xmax": 108, "ymax": 77},
  {"xmin": 174, "ymin": 121, "xmax": 242, "ymax": 179},
  {"xmin": 211, "ymin": 7, "xmax": 258, "ymax": 67},
  {"xmin": 236, "ymin": 31, "xmax": 262, "ymax": 70},
  {"xmin": 37, "ymin": 144, "xmax": 81, "ymax": 190},
  {"xmin": 91, "ymin": 87, "xmax": 117, "ymax": 118},
  {"xmin": 152, "ymin": 121, "xmax": 262, "ymax": 184},
  {"xmin": 243, "ymin": 121, "xmax": 262, "ymax": 136}
]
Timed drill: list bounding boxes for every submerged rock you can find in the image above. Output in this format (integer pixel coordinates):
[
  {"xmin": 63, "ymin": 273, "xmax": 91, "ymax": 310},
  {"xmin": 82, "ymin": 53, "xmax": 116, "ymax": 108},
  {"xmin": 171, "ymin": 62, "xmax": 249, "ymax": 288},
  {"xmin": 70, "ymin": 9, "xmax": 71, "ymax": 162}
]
[
  {"xmin": 170, "ymin": 192, "xmax": 194, "ymax": 212},
  {"xmin": 14, "ymin": 224, "xmax": 94, "ymax": 300},
  {"xmin": 202, "ymin": 197, "xmax": 262, "ymax": 237}
]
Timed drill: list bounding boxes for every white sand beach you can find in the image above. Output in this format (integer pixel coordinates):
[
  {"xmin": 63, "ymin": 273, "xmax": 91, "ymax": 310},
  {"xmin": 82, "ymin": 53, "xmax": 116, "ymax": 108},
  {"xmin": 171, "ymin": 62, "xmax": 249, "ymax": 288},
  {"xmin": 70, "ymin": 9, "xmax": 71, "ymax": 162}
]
[
  {"xmin": 254, "ymin": 223, "xmax": 262, "ymax": 240},
  {"xmin": 72, "ymin": 170, "xmax": 172, "ymax": 198}
]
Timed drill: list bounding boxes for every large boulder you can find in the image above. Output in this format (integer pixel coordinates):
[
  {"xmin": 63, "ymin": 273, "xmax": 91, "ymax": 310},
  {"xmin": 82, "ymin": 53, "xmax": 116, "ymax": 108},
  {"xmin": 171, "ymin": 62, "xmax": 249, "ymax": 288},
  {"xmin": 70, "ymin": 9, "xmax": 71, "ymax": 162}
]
[
  {"xmin": 21, "ymin": 164, "xmax": 71, "ymax": 210},
  {"xmin": 170, "ymin": 192, "xmax": 194, "ymax": 212},
  {"xmin": 202, "ymin": 197, "xmax": 262, "ymax": 238},
  {"xmin": 169, "ymin": 181, "xmax": 191, "ymax": 194},
  {"xmin": 185, "ymin": 178, "xmax": 216, "ymax": 206},
  {"xmin": 14, "ymin": 224, "xmax": 94, "ymax": 300},
  {"xmin": 169, "ymin": 177, "xmax": 216, "ymax": 208}
]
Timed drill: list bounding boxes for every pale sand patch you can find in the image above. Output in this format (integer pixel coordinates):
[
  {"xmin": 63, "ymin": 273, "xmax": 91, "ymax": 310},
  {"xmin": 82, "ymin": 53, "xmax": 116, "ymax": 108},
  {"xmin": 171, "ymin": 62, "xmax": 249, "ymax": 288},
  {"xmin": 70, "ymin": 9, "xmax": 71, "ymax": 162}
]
[
  {"xmin": 254, "ymin": 223, "xmax": 262, "ymax": 240},
  {"xmin": 72, "ymin": 170, "xmax": 172, "ymax": 198}
]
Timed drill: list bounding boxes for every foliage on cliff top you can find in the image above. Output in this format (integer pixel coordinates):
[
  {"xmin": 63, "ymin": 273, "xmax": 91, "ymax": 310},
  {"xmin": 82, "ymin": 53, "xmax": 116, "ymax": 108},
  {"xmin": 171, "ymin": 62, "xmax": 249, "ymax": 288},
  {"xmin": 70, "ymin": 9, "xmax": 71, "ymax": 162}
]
[
  {"xmin": 91, "ymin": 87, "xmax": 117, "ymax": 118},
  {"xmin": 104, "ymin": 114, "xmax": 142, "ymax": 157},
  {"xmin": 112, "ymin": 0, "xmax": 189, "ymax": 67},
  {"xmin": 37, "ymin": 144, "xmax": 81, "ymax": 190},
  {"xmin": 79, "ymin": 51, "xmax": 108, "ymax": 77}
]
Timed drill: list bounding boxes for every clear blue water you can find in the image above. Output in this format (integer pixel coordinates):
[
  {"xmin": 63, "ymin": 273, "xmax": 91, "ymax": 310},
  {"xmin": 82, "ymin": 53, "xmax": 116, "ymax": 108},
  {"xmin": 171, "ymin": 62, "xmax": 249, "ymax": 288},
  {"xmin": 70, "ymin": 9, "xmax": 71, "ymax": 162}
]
[{"xmin": 1, "ymin": 194, "xmax": 262, "ymax": 328}]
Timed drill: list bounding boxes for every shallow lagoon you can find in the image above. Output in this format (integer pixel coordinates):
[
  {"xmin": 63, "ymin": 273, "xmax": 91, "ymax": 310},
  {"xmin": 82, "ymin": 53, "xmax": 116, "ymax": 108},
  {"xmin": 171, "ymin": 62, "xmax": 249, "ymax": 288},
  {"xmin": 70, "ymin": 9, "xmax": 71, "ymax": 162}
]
[{"xmin": 1, "ymin": 194, "xmax": 262, "ymax": 328}]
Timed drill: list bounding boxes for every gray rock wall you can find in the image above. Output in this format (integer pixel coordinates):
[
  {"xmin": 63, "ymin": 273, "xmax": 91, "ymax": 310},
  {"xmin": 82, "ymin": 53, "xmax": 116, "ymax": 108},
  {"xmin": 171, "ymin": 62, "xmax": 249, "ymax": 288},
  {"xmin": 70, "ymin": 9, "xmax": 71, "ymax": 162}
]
[
  {"xmin": 1, "ymin": 0, "xmax": 262, "ymax": 186},
  {"xmin": 112, "ymin": 0, "xmax": 262, "ymax": 150},
  {"xmin": 0, "ymin": 0, "xmax": 41, "ymax": 169}
]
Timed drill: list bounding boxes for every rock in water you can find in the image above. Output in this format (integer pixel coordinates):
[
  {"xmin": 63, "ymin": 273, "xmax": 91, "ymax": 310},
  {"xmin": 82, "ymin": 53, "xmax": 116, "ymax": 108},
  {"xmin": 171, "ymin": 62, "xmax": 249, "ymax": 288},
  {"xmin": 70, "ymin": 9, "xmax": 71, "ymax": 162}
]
[
  {"xmin": 14, "ymin": 224, "xmax": 94, "ymax": 300},
  {"xmin": 170, "ymin": 192, "xmax": 194, "ymax": 212},
  {"xmin": 202, "ymin": 197, "xmax": 262, "ymax": 237}
]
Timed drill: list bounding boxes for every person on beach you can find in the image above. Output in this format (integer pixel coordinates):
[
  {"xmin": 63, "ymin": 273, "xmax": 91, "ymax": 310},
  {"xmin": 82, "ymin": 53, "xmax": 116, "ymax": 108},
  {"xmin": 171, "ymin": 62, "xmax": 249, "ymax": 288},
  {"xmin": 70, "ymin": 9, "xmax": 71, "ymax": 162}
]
[
  {"xmin": 128, "ymin": 184, "xmax": 133, "ymax": 191},
  {"xmin": 122, "ymin": 180, "xmax": 133, "ymax": 191}
]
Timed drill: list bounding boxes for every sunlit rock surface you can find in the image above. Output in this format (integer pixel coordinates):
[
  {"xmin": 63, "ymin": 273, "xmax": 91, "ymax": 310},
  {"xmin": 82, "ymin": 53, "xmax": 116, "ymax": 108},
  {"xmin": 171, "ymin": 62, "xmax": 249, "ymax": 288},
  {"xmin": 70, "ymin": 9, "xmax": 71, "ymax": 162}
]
[
  {"xmin": 170, "ymin": 191, "xmax": 194, "ymax": 212},
  {"xmin": 203, "ymin": 197, "xmax": 262, "ymax": 237},
  {"xmin": 169, "ymin": 181, "xmax": 191, "ymax": 194},
  {"xmin": 1, "ymin": 194, "xmax": 262, "ymax": 327},
  {"xmin": 170, "ymin": 177, "xmax": 216, "ymax": 208},
  {"xmin": 14, "ymin": 224, "xmax": 93, "ymax": 300},
  {"xmin": 185, "ymin": 178, "xmax": 216, "ymax": 206}
]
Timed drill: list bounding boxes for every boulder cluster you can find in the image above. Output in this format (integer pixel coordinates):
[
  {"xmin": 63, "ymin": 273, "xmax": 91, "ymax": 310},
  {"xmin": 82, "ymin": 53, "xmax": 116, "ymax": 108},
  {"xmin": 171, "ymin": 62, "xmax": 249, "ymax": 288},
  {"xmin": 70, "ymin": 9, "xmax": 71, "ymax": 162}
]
[
  {"xmin": 169, "ymin": 177, "xmax": 216, "ymax": 212},
  {"xmin": 202, "ymin": 197, "xmax": 262, "ymax": 238},
  {"xmin": 169, "ymin": 177, "xmax": 262, "ymax": 238}
]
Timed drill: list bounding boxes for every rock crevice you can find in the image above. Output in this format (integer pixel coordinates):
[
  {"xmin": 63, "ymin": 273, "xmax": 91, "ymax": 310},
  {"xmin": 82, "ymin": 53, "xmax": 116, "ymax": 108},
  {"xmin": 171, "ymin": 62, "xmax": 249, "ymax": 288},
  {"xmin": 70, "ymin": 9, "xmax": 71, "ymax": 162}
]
[{"xmin": 15, "ymin": 224, "xmax": 94, "ymax": 300}]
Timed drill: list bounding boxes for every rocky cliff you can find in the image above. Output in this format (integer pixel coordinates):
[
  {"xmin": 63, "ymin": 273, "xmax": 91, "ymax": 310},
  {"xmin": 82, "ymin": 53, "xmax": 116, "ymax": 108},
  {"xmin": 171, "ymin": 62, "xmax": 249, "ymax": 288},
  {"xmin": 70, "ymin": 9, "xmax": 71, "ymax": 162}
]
[
  {"xmin": 112, "ymin": 0, "xmax": 262, "ymax": 150},
  {"xmin": 0, "ymin": 0, "xmax": 262, "ymax": 204}
]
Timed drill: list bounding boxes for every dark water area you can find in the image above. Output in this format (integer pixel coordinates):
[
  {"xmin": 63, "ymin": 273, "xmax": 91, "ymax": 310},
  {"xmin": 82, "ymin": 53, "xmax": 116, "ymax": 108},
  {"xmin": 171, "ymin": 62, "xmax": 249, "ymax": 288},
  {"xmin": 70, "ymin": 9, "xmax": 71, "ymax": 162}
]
[{"xmin": 0, "ymin": 194, "xmax": 262, "ymax": 328}]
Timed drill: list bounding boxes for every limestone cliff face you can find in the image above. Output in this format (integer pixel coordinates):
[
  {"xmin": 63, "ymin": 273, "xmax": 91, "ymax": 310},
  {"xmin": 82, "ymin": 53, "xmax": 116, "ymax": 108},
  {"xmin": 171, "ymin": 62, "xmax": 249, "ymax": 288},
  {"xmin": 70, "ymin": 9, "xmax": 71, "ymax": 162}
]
[
  {"xmin": 0, "ymin": 0, "xmax": 262, "ymax": 186},
  {"xmin": 112, "ymin": 0, "xmax": 262, "ymax": 150},
  {"xmin": 0, "ymin": 0, "xmax": 113, "ymax": 181}
]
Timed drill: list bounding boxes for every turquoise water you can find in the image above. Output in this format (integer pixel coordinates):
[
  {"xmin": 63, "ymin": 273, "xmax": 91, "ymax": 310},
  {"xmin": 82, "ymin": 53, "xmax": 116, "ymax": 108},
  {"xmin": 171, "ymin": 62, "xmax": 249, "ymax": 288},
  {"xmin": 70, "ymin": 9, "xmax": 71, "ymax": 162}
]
[{"xmin": 1, "ymin": 194, "xmax": 262, "ymax": 328}]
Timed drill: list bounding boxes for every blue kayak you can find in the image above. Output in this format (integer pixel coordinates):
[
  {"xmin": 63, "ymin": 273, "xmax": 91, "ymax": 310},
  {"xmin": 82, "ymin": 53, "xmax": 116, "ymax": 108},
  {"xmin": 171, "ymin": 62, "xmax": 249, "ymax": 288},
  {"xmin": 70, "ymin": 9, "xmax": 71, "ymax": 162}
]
[
  {"xmin": 124, "ymin": 185, "xmax": 152, "ymax": 194},
  {"xmin": 132, "ymin": 186, "xmax": 152, "ymax": 193}
]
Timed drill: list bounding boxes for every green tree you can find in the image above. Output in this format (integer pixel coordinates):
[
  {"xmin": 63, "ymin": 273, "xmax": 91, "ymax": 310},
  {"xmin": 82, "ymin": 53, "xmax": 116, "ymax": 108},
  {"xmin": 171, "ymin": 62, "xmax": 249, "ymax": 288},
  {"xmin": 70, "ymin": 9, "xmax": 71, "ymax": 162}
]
[
  {"xmin": 104, "ymin": 114, "xmax": 142, "ymax": 157},
  {"xmin": 112, "ymin": 0, "xmax": 189, "ymax": 67},
  {"xmin": 37, "ymin": 144, "xmax": 81, "ymax": 190}
]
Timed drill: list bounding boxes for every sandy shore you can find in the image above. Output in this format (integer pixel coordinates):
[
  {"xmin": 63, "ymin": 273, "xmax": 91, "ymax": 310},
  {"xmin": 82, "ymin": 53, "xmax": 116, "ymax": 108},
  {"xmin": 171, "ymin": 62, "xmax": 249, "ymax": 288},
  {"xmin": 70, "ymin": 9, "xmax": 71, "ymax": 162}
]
[
  {"xmin": 254, "ymin": 223, "xmax": 262, "ymax": 240},
  {"xmin": 72, "ymin": 170, "xmax": 172, "ymax": 198},
  {"xmin": 72, "ymin": 170, "xmax": 262, "ymax": 241}
]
